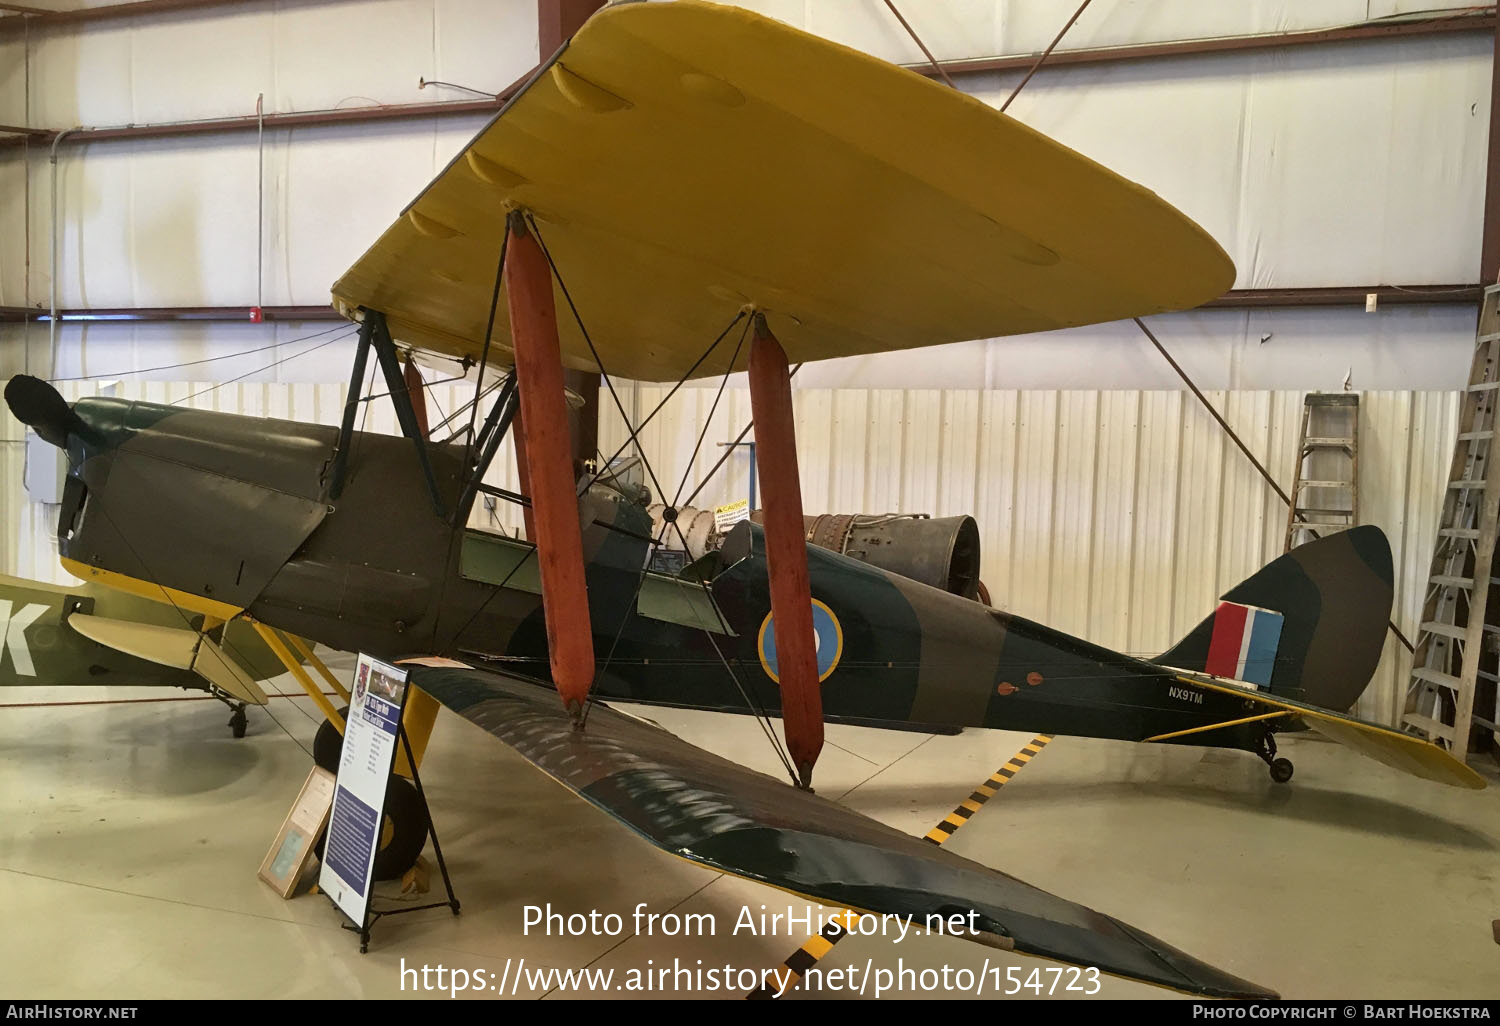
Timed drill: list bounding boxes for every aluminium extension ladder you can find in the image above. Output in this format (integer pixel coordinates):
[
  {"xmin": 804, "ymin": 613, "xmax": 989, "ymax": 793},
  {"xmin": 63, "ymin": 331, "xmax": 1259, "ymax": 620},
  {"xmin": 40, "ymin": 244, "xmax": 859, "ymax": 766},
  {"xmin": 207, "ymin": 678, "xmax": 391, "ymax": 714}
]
[
  {"xmin": 1284, "ymin": 393, "xmax": 1360, "ymax": 552},
  {"xmin": 1403, "ymin": 284, "xmax": 1500, "ymax": 758}
]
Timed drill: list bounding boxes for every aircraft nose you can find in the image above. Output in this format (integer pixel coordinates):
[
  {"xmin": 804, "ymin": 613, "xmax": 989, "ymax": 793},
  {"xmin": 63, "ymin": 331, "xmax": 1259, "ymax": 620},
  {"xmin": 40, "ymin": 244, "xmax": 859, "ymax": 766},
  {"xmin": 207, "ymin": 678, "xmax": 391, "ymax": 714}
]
[{"xmin": 4, "ymin": 374, "xmax": 82, "ymax": 449}]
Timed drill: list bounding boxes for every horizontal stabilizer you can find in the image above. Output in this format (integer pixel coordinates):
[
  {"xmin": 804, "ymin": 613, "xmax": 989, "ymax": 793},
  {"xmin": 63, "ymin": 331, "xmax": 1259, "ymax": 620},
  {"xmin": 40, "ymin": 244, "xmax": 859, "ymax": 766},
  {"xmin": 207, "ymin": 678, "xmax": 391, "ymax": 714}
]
[
  {"xmin": 1174, "ymin": 672, "xmax": 1485, "ymax": 790},
  {"xmin": 406, "ymin": 662, "xmax": 1274, "ymax": 999},
  {"xmin": 68, "ymin": 613, "xmax": 267, "ymax": 706}
]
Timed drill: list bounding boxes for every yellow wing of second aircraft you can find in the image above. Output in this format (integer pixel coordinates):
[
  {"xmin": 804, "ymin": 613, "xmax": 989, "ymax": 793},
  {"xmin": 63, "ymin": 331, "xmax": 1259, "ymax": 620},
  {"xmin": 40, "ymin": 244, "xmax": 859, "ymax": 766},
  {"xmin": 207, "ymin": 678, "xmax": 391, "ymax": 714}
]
[
  {"xmin": 331, "ymin": 0, "xmax": 1235, "ymax": 383},
  {"xmin": 1176, "ymin": 674, "xmax": 1487, "ymax": 790}
]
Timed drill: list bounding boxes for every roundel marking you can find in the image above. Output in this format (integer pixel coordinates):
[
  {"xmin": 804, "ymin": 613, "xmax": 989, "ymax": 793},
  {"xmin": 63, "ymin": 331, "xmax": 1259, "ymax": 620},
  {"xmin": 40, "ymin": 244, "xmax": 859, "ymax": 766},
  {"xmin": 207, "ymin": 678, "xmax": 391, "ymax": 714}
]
[{"xmin": 757, "ymin": 599, "xmax": 843, "ymax": 684}]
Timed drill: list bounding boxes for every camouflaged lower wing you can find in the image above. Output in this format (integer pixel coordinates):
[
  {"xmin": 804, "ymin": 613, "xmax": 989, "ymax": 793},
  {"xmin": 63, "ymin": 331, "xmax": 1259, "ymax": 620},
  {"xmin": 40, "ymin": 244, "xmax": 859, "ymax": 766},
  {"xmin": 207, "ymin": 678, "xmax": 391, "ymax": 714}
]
[{"xmin": 407, "ymin": 663, "xmax": 1274, "ymax": 999}]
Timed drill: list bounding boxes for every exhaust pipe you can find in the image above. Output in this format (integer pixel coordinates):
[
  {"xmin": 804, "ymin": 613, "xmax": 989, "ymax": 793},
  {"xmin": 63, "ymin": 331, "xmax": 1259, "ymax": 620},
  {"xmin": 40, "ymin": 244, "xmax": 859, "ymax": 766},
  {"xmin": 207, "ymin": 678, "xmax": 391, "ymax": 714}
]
[
  {"xmin": 792, "ymin": 513, "xmax": 982, "ymax": 600},
  {"xmin": 648, "ymin": 502, "xmax": 983, "ymax": 599}
]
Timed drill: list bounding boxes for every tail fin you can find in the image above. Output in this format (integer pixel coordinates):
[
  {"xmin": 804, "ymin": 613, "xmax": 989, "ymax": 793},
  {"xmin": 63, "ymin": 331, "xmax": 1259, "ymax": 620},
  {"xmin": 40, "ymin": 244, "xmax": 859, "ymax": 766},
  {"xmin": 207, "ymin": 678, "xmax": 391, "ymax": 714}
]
[{"xmin": 1156, "ymin": 525, "xmax": 1393, "ymax": 711}]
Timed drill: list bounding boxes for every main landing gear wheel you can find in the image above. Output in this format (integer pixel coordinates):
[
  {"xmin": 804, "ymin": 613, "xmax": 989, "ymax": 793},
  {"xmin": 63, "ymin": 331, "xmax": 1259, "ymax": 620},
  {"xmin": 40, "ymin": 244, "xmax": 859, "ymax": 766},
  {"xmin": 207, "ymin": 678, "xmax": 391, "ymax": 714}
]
[
  {"xmin": 313, "ymin": 775, "xmax": 429, "ymax": 880},
  {"xmin": 313, "ymin": 706, "xmax": 350, "ymax": 774},
  {"xmin": 312, "ymin": 706, "xmax": 429, "ymax": 879},
  {"xmin": 370, "ymin": 776, "xmax": 430, "ymax": 880},
  {"xmin": 1254, "ymin": 730, "xmax": 1294, "ymax": 784}
]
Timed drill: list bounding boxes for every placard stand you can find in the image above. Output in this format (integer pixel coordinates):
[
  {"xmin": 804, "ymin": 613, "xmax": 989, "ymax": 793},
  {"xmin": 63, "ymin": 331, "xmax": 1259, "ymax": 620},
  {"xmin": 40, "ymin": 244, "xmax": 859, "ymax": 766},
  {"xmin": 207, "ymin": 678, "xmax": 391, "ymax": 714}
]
[
  {"xmin": 319, "ymin": 653, "xmax": 460, "ymax": 954},
  {"xmin": 341, "ymin": 723, "xmax": 461, "ymax": 953}
]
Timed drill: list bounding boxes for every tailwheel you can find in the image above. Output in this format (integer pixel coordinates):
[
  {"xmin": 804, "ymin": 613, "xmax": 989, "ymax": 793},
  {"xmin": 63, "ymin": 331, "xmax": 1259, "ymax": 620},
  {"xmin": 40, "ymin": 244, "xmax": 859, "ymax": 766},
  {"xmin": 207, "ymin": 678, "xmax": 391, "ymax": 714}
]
[{"xmin": 1254, "ymin": 729, "xmax": 1293, "ymax": 784}]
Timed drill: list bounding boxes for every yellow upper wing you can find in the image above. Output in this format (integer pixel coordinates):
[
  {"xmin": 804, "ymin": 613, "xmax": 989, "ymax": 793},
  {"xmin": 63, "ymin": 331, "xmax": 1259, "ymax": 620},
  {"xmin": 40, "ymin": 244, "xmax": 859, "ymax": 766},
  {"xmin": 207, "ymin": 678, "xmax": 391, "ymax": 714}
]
[{"xmin": 331, "ymin": 0, "xmax": 1235, "ymax": 382}]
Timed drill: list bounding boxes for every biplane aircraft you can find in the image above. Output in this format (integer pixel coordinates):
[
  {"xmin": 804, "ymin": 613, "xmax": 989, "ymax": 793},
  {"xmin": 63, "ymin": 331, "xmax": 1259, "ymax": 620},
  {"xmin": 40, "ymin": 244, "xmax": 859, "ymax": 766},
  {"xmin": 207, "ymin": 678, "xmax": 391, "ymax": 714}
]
[
  {"xmin": 0, "ymin": 572, "xmax": 293, "ymax": 736},
  {"xmin": 3, "ymin": 0, "xmax": 1485, "ymax": 1000}
]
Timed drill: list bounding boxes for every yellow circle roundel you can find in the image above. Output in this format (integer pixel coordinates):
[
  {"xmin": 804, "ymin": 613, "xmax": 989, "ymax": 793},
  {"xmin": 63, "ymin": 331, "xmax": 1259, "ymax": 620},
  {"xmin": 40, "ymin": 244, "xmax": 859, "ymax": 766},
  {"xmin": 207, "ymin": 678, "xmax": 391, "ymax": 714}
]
[{"xmin": 757, "ymin": 599, "xmax": 843, "ymax": 684}]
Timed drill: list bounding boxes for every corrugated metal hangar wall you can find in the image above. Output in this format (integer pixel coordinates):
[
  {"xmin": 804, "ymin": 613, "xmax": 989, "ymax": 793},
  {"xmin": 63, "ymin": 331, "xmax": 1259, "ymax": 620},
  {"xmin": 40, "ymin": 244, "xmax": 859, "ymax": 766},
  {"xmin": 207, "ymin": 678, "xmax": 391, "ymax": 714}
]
[
  {"xmin": 0, "ymin": 1, "xmax": 1492, "ymax": 387},
  {"xmin": 0, "ymin": 1, "xmax": 1495, "ymax": 727}
]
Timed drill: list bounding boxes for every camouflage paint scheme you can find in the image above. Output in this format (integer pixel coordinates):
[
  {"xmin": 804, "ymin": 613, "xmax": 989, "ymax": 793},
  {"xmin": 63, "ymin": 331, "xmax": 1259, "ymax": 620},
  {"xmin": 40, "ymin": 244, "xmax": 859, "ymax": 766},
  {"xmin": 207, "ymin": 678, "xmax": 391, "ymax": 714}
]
[
  {"xmin": 0, "ymin": 572, "xmax": 284, "ymax": 691},
  {"xmin": 20, "ymin": 385, "xmax": 1402, "ymax": 997},
  {"xmin": 48, "ymin": 394, "xmax": 1391, "ymax": 762},
  {"xmin": 406, "ymin": 662, "xmax": 1273, "ymax": 999}
]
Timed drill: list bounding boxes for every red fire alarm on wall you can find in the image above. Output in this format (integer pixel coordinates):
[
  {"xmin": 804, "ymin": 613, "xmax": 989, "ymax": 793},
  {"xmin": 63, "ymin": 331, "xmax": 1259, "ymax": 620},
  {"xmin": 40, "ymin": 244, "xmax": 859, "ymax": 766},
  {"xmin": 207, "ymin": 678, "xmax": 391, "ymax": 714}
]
[{"xmin": 248, "ymin": 306, "xmax": 264, "ymax": 323}]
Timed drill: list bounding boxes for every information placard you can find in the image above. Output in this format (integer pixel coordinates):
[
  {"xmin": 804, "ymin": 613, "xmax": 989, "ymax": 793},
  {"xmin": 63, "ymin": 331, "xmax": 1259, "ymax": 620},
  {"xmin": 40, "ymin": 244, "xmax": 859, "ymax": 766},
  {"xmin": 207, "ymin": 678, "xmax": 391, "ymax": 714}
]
[
  {"xmin": 258, "ymin": 765, "xmax": 336, "ymax": 898},
  {"xmin": 319, "ymin": 653, "xmax": 409, "ymax": 928}
]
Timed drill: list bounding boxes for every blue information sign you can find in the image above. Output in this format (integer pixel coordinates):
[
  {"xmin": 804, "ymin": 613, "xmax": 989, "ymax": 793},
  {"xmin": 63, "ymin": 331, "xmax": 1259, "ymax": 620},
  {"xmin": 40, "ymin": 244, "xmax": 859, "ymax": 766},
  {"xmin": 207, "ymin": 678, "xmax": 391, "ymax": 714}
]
[{"xmin": 319, "ymin": 653, "xmax": 409, "ymax": 928}]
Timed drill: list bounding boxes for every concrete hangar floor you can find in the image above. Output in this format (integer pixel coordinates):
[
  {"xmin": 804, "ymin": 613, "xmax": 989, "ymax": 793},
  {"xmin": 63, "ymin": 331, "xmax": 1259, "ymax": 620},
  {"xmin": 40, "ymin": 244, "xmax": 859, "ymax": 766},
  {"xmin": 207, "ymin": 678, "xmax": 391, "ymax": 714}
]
[{"xmin": 1, "ymin": 651, "xmax": 1497, "ymax": 1001}]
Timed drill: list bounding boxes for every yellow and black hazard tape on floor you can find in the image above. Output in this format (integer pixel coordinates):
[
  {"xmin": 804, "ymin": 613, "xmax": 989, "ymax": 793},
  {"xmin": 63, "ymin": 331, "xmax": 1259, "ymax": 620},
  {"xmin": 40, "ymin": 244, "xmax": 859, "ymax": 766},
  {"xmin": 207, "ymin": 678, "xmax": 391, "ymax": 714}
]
[
  {"xmin": 746, "ymin": 734, "xmax": 1054, "ymax": 1000},
  {"xmin": 923, "ymin": 734, "xmax": 1052, "ymax": 845},
  {"xmin": 752, "ymin": 910, "xmax": 860, "ymax": 1000}
]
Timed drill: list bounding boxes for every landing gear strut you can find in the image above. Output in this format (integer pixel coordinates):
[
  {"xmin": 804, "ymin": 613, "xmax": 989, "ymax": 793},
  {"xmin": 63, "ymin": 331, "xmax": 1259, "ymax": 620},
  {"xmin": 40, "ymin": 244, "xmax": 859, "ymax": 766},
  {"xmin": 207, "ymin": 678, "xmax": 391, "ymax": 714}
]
[
  {"xmin": 206, "ymin": 692, "xmax": 249, "ymax": 738},
  {"xmin": 1254, "ymin": 729, "xmax": 1294, "ymax": 784}
]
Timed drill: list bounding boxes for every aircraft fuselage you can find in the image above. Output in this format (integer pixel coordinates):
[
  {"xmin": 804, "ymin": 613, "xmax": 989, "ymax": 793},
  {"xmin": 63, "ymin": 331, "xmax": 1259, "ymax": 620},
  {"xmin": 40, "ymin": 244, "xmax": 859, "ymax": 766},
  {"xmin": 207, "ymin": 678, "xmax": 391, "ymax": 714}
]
[{"xmin": 47, "ymin": 395, "xmax": 1267, "ymax": 754}]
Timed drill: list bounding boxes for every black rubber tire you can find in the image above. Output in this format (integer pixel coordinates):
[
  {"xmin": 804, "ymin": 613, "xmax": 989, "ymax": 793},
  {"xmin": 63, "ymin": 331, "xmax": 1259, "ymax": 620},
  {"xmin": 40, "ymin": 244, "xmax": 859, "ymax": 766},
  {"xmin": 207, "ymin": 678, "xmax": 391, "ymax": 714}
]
[
  {"xmin": 313, "ymin": 705, "xmax": 350, "ymax": 774},
  {"xmin": 228, "ymin": 707, "xmax": 248, "ymax": 739},
  {"xmin": 1269, "ymin": 757, "xmax": 1294, "ymax": 784},
  {"xmin": 314, "ymin": 773, "xmax": 430, "ymax": 881},
  {"xmin": 372, "ymin": 775, "xmax": 430, "ymax": 879},
  {"xmin": 311, "ymin": 705, "xmax": 428, "ymax": 880}
]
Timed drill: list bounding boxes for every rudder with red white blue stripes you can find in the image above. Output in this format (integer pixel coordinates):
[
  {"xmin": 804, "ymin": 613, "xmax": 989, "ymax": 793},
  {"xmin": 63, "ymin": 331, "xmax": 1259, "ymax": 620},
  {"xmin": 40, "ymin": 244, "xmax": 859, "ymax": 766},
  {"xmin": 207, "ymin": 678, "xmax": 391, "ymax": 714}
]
[
  {"xmin": 1203, "ymin": 602, "xmax": 1284, "ymax": 688},
  {"xmin": 1155, "ymin": 526, "xmax": 1392, "ymax": 710}
]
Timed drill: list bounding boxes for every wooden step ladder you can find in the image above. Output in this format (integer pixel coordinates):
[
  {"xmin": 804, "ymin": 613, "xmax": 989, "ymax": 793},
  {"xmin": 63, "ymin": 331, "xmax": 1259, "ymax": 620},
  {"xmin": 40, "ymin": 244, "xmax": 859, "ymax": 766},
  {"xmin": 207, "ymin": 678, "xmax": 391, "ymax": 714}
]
[
  {"xmin": 1402, "ymin": 284, "xmax": 1500, "ymax": 758},
  {"xmin": 1284, "ymin": 393, "xmax": 1360, "ymax": 552}
]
